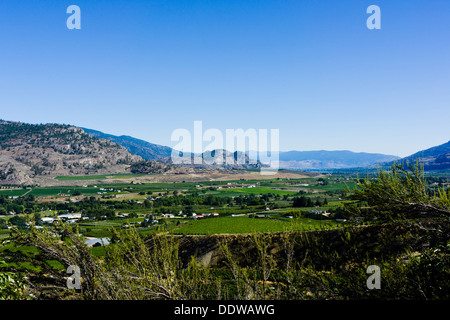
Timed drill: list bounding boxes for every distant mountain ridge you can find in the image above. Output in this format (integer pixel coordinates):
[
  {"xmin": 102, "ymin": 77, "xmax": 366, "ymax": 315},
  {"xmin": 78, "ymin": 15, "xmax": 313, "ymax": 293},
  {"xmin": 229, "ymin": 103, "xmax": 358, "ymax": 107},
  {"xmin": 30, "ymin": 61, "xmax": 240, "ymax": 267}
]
[
  {"xmin": 395, "ymin": 140, "xmax": 450, "ymax": 170},
  {"xmin": 276, "ymin": 150, "xmax": 400, "ymax": 170},
  {"xmin": 82, "ymin": 128, "xmax": 173, "ymax": 160}
]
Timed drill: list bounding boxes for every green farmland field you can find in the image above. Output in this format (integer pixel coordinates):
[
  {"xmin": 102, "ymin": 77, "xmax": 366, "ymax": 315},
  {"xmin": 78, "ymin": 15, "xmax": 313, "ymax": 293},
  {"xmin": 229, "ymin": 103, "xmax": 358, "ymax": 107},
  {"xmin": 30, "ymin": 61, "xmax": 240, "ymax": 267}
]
[
  {"xmin": 217, "ymin": 186, "xmax": 299, "ymax": 196},
  {"xmin": 171, "ymin": 216, "xmax": 339, "ymax": 235},
  {"xmin": 31, "ymin": 187, "xmax": 101, "ymax": 197},
  {"xmin": 0, "ymin": 189, "xmax": 31, "ymax": 197},
  {"xmin": 302, "ymin": 182, "xmax": 357, "ymax": 192},
  {"xmin": 1, "ymin": 187, "xmax": 103, "ymax": 197}
]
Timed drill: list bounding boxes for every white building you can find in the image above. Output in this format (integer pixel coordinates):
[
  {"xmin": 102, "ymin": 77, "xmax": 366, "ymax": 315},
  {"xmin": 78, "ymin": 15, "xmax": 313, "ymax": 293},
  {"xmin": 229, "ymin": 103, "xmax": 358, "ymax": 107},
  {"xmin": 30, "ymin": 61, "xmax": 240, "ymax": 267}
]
[
  {"xmin": 58, "ymin": 213, "xmax": 82, "ymax": 220},
  {"xmin": 85, "ymin": 237, "xmax": 110, "ymax": 247},
  {"xmin": 41, "ymin": 217, "xmax": 55, "ymax": 224}
]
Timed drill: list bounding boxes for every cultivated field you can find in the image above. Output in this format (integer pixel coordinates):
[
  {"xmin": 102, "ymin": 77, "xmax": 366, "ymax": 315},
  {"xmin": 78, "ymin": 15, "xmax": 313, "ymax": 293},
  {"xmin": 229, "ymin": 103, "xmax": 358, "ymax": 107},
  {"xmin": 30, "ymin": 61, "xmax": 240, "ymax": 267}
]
[
  {"xmin": 33, "ymin": 169, "xmax": 322, "ymax": 187},
  {"xmin": 171, "ymin": 216, "xmax": 339, "ymax": 235}
]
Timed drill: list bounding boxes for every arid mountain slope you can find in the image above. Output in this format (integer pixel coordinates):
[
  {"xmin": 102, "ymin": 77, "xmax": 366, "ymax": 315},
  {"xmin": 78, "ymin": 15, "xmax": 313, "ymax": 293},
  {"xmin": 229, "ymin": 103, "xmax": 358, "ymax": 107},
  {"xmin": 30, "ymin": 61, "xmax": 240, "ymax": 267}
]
[{"xmin": 0, "ymin": 120, "xmax": 143, "ymax": 185}]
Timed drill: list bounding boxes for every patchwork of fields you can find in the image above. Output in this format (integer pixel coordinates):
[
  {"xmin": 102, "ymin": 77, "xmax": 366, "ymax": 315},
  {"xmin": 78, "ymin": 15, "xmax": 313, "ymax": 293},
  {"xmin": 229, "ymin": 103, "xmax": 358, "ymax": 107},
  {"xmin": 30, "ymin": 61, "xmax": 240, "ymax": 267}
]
[{"xmin": 0, "ymin": 174, "xmax": 356, "ymax": 244}]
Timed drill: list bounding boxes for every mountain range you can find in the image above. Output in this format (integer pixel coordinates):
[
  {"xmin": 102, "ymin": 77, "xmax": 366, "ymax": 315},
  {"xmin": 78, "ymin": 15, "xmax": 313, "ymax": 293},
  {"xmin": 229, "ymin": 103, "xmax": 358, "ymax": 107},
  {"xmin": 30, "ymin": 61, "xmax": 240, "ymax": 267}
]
[
  {"xmin": 68, "ymin": 128, "xmax": 450, "ymax": 171},
  {"xmin": 80, "ymin": 128, "xmax": 401, "ymax": 170},
  {"xmin": 276, "ymin": 150, "xmax": 399, "ymax": 170},
  {"xmin": 0, "ymin": 121, "xmax": 266, "ymax": 185},
  {"xmin": 1, "ymin": 120, "xmax": 448, "ymax": 185}
]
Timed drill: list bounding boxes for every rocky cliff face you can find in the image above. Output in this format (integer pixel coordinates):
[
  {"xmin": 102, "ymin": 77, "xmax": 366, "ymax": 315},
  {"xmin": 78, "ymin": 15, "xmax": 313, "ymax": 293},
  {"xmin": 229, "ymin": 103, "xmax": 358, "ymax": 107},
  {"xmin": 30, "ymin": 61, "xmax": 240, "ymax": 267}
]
[
  {"xmin": 0, "ymin": 121, "xmax": 143, "ymax": 185},
  {"xmin": 160, "ymin": 149, "xmax": 265, "ymax": 170}
]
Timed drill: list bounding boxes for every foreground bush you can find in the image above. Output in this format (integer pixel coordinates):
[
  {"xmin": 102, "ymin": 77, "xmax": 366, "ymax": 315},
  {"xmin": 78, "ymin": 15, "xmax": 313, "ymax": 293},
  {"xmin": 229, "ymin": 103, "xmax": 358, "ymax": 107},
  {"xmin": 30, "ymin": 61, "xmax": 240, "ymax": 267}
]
[{"xmin": 0, "ymin": 219, "xmax": 448, "ymax": 300}]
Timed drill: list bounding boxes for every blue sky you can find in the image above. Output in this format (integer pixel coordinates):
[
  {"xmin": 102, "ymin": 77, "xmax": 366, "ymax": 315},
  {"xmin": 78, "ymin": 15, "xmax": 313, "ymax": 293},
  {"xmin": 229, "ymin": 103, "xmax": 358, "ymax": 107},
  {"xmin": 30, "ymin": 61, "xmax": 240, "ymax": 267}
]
[{"xmin": 0, "ymin": 0, "xmax": 449, "ymax": 157}]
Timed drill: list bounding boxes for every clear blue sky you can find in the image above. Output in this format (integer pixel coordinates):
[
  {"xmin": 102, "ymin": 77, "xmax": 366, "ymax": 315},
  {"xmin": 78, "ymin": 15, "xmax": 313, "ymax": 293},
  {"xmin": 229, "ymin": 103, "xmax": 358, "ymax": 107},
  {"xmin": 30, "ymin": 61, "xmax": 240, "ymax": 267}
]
[{"xmin": 1, "ymin": 0, "xmax": 449, "ymax": 157}]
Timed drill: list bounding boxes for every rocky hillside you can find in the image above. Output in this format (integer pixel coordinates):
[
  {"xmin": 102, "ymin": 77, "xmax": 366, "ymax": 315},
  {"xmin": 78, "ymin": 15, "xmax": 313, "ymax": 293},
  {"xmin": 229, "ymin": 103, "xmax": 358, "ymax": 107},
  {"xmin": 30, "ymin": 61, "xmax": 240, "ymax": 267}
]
[
  {"xmin": 0, "ymin": 120, "xmax": 143, "ymax": 185},
  {"xmin": 160, "ymin": 149, "xmax": 266, "ymax": 170}
]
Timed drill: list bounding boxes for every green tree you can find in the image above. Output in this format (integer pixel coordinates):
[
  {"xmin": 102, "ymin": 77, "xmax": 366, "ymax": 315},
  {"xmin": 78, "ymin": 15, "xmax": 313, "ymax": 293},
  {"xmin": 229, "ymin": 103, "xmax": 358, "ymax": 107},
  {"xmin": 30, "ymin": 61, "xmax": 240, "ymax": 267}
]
[
  {"xmin": 8, "ymin": 216, "xmax": 26, "ymax": 226},
  {"xmin": 349, "ymin": 161, "xmax": 450, "ymax": 219},
  {"xmin": 25, "ymin": 194, "xmax": 36, "ymax": 202},
  {"xmin": 34, "ymin": 212, "xmax": 42, "ymax": 223},
  {"xmin": 285, "ymin": 209, "xmax": 302, "ymax": 218},
  {"xmin": 0, "ymin": 262, "xmax": 27, "ymax": 300}
]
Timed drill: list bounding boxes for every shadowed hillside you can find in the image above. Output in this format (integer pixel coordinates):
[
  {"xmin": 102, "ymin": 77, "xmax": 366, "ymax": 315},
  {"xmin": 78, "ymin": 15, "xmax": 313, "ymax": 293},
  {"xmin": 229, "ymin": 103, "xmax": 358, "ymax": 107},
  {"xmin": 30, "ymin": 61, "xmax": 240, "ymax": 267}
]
[
  {"xmin": 82, "ymin": 128, "xmax": 173, "ymax": 160},
  {"xmin": 397, "ymin": 140, "xmax": 450, "ymax": 170}
]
